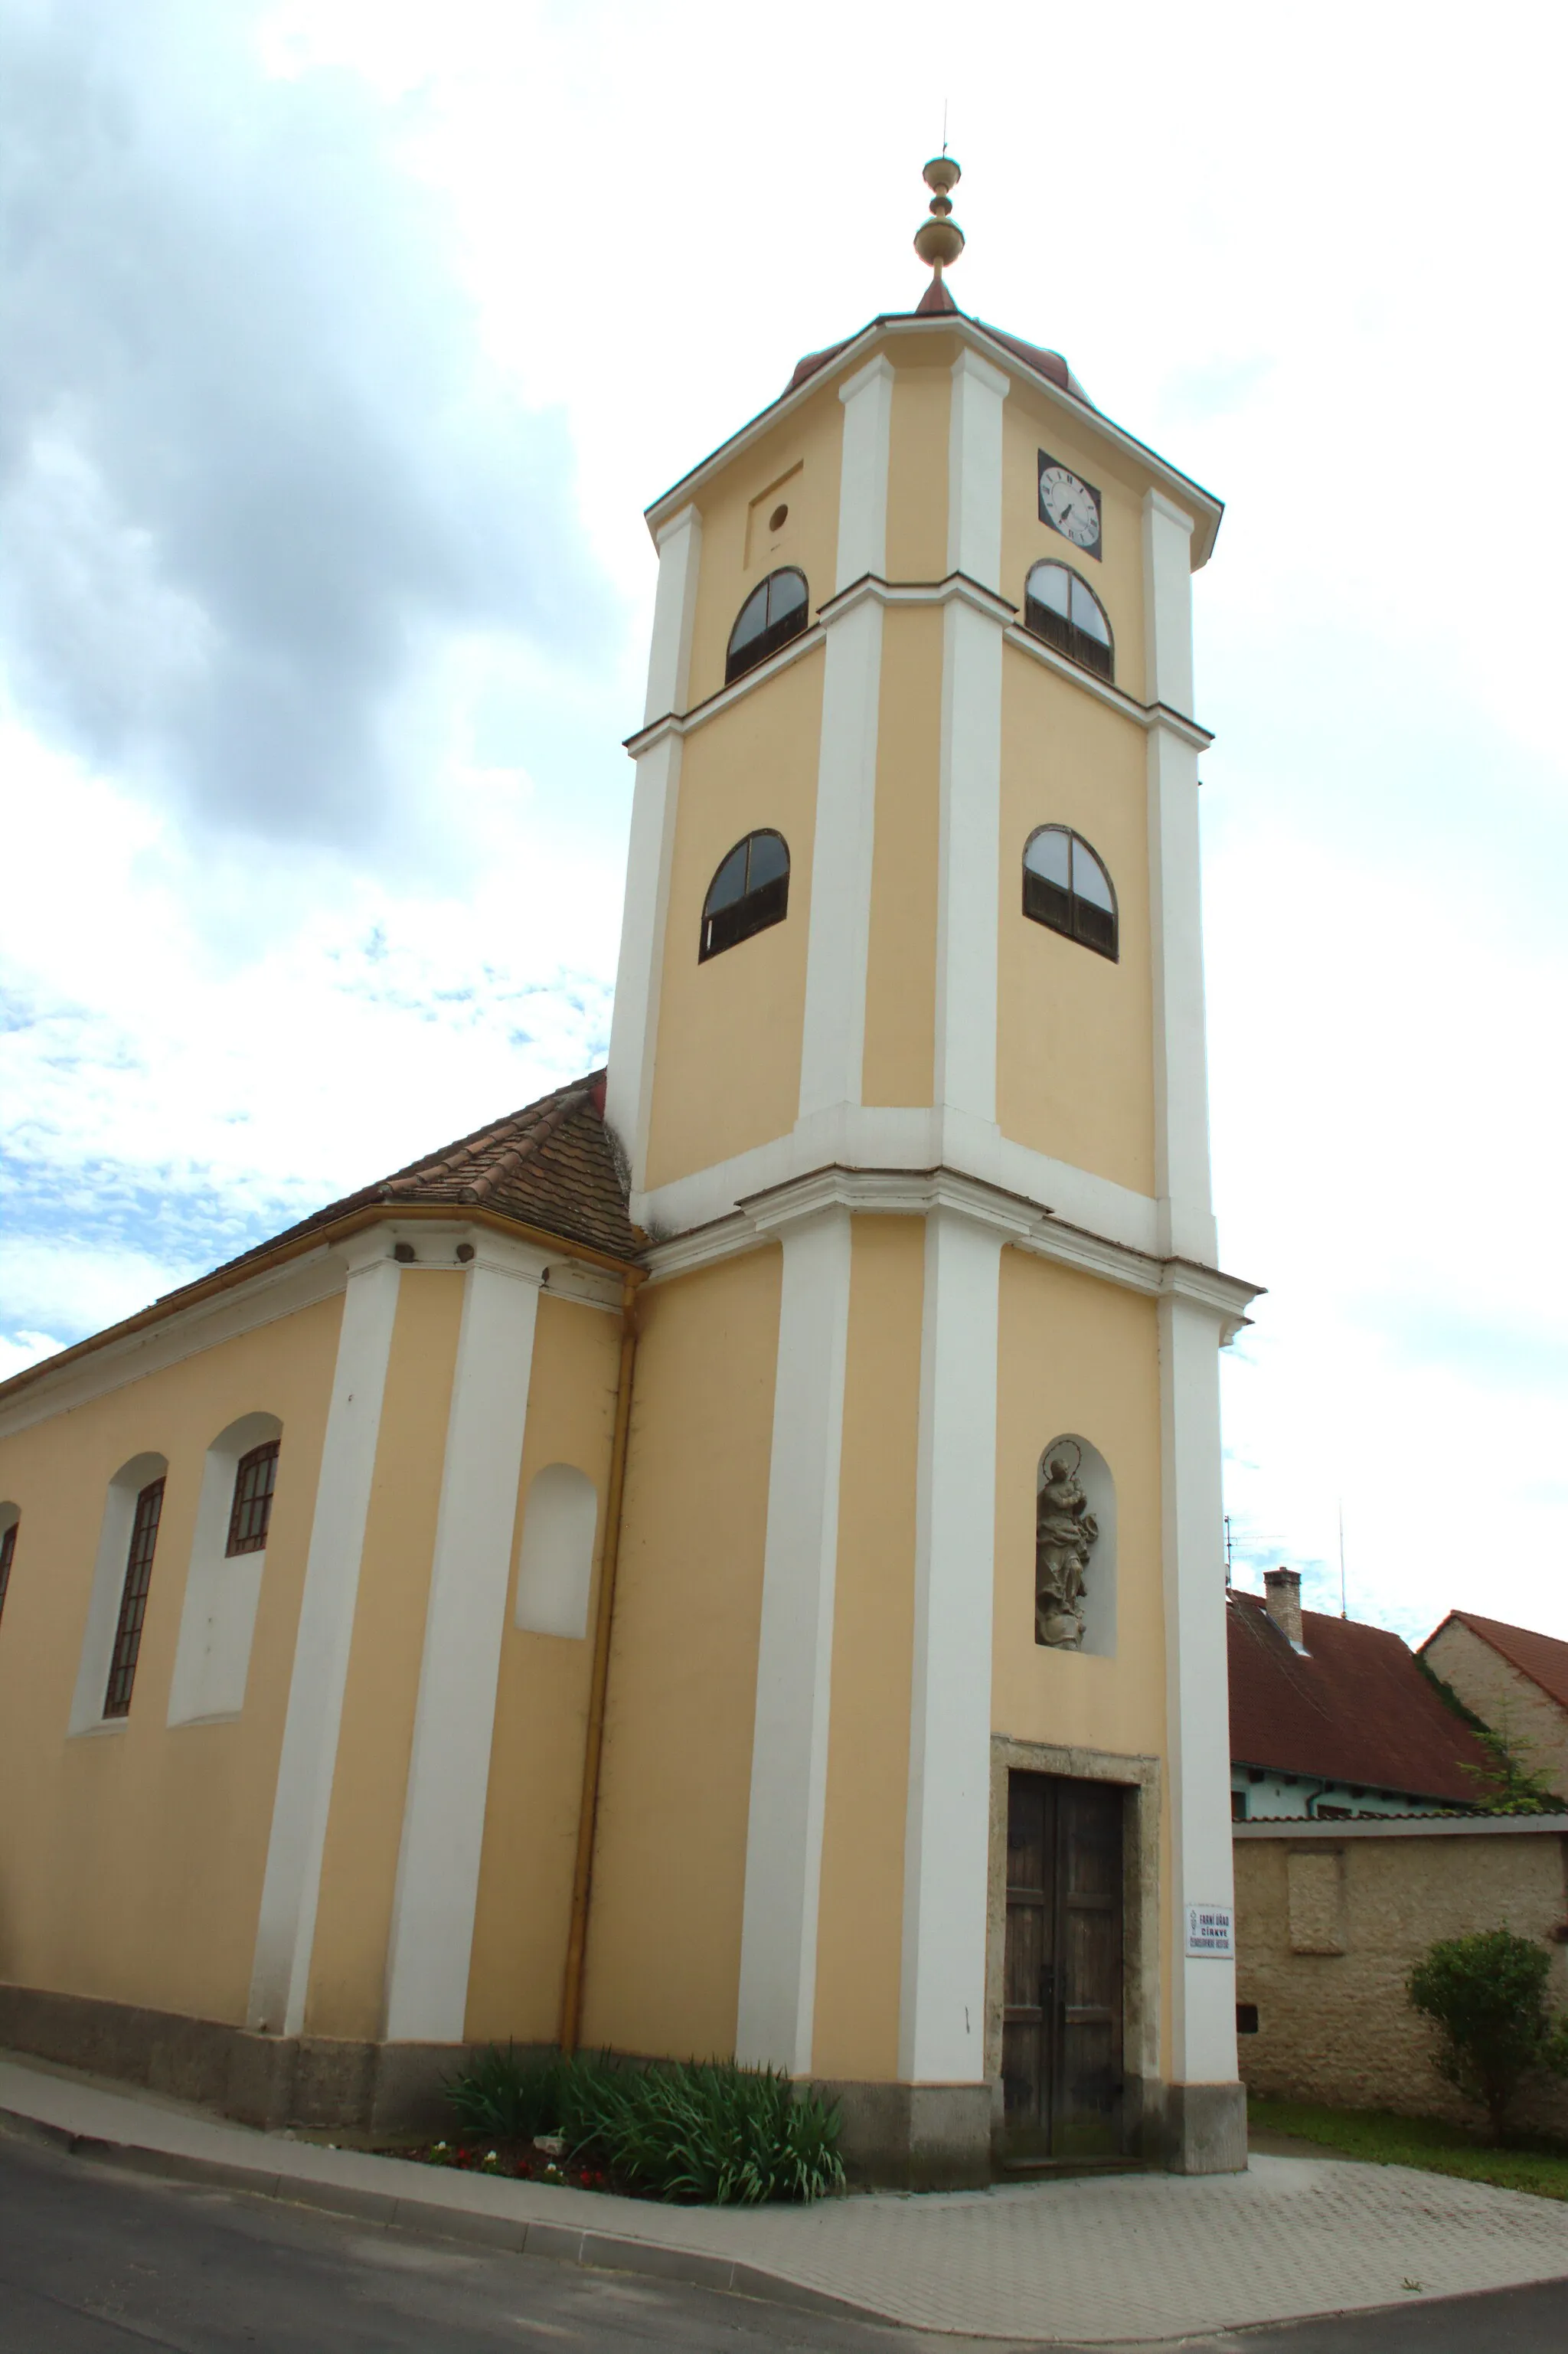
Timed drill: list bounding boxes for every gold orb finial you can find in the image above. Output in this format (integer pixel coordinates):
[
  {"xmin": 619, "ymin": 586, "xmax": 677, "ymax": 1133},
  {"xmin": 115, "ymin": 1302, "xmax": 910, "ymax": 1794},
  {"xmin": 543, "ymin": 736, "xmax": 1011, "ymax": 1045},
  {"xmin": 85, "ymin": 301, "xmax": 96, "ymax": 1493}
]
[{"xmin": 914, "ymin": 152, "xmax": 964, "ymax": 276}]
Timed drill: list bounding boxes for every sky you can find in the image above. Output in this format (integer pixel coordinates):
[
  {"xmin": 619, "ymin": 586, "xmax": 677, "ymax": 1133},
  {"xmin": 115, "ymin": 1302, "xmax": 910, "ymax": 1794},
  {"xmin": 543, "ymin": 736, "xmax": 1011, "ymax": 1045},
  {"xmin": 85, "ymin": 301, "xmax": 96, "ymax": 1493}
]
[{"xmin": 2, "ymin": 0, "xmax": 1565, "ymax": 1646}]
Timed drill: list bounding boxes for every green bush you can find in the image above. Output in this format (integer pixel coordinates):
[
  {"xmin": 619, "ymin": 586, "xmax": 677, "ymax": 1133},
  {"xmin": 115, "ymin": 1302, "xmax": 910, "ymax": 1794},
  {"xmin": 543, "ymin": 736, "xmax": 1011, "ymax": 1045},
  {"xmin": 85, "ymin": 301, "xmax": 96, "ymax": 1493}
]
[
  {"xmin": 1406, "ymin": 1927, "xmax": 1568, "ymax": 2142},
  {"xmin": 444, "ymin": 2045, "xmax": 562, "ymax": 2144},
  {"xmin": 443, "ymin": 2047, "xmax": 844, "ymax": 2204}
]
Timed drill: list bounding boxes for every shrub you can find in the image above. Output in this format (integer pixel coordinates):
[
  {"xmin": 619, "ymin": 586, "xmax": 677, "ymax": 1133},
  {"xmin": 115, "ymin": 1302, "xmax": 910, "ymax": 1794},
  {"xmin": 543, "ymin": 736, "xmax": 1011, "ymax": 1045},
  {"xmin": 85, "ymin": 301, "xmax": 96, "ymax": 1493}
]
[
  {"xmin": 444, "ymin": 2045, "xmax": 562, "ymax": 2144},
  {"xmin": 1406, "ymin": 1928, "xmax": 1568, "ymax": 2142},
  {"xmin": 443, "ymin": 2046, "xmax": 844, "ymax": 2203},
  {"xmin": 569, "ymin": 2058, "xmax": 844, "ymax": 2205}
]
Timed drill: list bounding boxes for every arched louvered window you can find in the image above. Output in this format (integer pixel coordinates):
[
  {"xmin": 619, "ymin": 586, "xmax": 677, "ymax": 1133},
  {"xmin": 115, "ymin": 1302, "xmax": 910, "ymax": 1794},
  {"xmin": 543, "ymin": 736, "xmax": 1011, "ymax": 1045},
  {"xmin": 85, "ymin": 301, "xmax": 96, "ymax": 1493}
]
[
  {"xmin": 726, "ymin": 568, "xmax": 809, "ymax": 683},
  {"xmin": 1023, "ymin": 826, "xmax": 1118, "ymax": 961},
  {"xmin": 1024, "ymin": 561, "xmax": 1113, "ymax": 682},
  {"xmin": 700, "ymin": 830, "xmax": 790, "ymax": 962}
]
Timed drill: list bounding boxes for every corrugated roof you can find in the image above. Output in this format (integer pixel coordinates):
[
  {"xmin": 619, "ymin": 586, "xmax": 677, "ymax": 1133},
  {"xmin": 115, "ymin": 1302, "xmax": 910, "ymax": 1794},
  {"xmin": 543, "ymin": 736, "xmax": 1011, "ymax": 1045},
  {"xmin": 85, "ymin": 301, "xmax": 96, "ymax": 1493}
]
[
  {"xmin": 207, "ymin": 1070, "xmax": 639, "ymax": 1277},
  {"xmin": 1228, "ymin": 1591, "xmax": 1488, "ymax": 1804},
  {"xmin": 1424, "ymin": 1612, "xmax": 1568, "ymax": 1715}
]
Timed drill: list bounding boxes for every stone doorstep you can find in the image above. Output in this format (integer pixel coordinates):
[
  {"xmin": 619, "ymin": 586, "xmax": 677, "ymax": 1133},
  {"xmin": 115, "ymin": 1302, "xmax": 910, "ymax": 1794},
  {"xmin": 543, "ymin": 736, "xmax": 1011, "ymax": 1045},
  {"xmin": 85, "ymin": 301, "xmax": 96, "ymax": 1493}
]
[{"xmin": 0, "ymin": 2107, "xmax": 874, "ymax": 2332}]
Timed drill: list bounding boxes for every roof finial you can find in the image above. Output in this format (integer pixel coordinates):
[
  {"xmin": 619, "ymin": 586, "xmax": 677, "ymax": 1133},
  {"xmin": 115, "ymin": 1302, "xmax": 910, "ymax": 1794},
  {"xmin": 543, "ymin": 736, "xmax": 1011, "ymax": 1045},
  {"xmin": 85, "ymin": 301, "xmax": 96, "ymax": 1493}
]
[{"xmin": 913, "ymin": 152, "xmax": 963, "ymax": 316}]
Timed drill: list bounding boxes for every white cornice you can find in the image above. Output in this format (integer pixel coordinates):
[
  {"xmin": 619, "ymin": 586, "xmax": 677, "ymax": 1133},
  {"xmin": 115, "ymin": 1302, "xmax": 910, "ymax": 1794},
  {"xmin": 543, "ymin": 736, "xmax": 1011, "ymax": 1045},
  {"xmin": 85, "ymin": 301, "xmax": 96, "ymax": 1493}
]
[
  {"xmin": 642, "ymin": 1162, "xmax": 1260, "ymax": 1326},
  {"xmin": 625, "ymin": 626, "xmax": 825, "ymax": 758},
  {"xmin": 0, "ymin": 1221, "xmax": 624, "ymax": 1439},
  {"xmin": 626, "ymin": 580, "xmax": 1215, "ymax": 760},
  {"xmin": 1003, "ymin": 624, "xmax": 1214, "ymax": 748},
  {"xmin": 643, "ymin": 313, "xmax": 1224, "ymax": 569}
]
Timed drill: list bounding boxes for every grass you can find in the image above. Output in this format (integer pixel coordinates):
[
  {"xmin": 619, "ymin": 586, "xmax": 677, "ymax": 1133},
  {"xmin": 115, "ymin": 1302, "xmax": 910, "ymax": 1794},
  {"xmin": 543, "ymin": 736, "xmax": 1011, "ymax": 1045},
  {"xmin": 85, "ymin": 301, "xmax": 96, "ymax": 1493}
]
[{"xmin": 1250, "ymin": 2094, "xmax": 1568, "ymax": 2202}]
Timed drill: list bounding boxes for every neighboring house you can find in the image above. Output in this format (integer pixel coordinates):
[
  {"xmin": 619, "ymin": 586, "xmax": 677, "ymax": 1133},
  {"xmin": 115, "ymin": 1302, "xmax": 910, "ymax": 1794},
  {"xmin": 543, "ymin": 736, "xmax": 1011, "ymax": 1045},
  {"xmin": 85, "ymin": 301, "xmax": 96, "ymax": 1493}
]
[
  {"xmin": 1419, "ymin": 1613, "xmax": 1568, "ymax": 1800},
  {"xmin": 1233, "ymin": 1814, "xmax": 1568, "ymax": 2137},
  {"xmin": 1229, "ymin": 1571, "xmax": 1488, "ymax": 1820}
]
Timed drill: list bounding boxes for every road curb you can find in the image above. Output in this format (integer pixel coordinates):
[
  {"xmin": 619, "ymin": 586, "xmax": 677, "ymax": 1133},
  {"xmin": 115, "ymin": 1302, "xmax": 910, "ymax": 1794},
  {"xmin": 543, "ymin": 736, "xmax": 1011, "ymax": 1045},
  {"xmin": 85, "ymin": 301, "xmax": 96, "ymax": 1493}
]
[{"xmin": 0, "ymin": 2105, "xmax": 880, "ymax": 2331}]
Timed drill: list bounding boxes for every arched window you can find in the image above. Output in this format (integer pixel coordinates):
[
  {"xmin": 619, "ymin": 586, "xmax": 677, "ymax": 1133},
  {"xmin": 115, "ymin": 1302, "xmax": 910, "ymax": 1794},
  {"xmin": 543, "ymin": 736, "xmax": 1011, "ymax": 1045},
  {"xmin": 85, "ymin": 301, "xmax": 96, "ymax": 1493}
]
[
  {"xmin": 1023, "ymin": 826, "xmax": 1118, "ymax": 961},
  {"xmin": 726, "ymin": 567, "xmax": 809, "ymax": 683},
  {"xmin": 0, "ymin": 1506, "xmax": 18, "ymax": 1631},
  {"xmin": 1024, "ymin": 561, "xmax": 1113, "ymax": 682},
  {"xmin": 700, "ymin": 830, "xmax": 790, "ymax": 962}
]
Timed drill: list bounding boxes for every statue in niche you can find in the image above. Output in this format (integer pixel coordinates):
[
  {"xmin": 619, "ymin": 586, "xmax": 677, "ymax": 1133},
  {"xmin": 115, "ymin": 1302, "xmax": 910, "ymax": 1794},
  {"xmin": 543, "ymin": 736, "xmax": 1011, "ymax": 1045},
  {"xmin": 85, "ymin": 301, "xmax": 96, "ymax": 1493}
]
[{"xmin": 1035, "ymin": 1443, "xmax": 1099, "ymax": 1649}]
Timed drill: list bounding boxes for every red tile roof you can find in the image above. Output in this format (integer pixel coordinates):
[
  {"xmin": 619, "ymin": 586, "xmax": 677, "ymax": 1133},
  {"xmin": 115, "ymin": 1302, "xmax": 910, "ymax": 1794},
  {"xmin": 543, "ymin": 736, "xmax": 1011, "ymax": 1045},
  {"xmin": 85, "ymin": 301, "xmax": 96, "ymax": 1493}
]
[
  {"xmin": 1228, "ymin": 1591, "xmax": 1488, "ymax": 1804},
  {"xmin": 209, "ymin": 1071, "xmax": 639, "ymax": 1277},
  {"xmin": 1423, "ymin": 1613, "xmax": 1568, "ymax": 1715},
  {"xmin": 786, "ymin": 308, "xmax": 1092, "ymax": 406}
]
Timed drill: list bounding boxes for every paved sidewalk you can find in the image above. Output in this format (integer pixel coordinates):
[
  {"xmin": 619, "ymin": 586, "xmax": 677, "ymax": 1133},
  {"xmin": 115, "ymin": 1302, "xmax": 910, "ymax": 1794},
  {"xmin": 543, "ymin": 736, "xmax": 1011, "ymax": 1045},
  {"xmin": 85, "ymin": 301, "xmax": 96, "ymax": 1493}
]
[{"xmin": 5, "ymin": 2052, "xmax": 1568, "ymax": 2343}]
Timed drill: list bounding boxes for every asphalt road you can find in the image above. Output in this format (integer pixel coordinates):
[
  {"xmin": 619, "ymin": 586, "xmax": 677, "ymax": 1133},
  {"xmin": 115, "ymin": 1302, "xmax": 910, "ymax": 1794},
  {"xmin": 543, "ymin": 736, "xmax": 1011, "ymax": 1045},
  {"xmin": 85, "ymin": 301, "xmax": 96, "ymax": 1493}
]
[{"xmin": 2, "ymin": 2127, "xmax": 1568, "ymax": 2354}]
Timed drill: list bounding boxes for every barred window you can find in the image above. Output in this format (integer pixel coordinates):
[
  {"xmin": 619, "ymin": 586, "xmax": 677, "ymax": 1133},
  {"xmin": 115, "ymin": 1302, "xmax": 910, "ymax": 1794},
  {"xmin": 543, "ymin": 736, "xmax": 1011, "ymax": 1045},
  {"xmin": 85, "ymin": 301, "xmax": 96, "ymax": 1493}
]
[
  {"xmin": 725, "ymin": 568, "xmax": 809, "ymax": 684},
  {"xmin": 0, "ymin": 1519, "xmax": 16, "ymax": 1628},
  {"xmin": 1023, "ymin": 561, "xmax": 1113, "ymax": 682},
  {"xmin": 1023, "ymin": 826, "xmax": 1119, "ymax": 961},
  {"xmin": 226, "ymin": 1440, "xmax": 279, "ymax": 1557},
  {"xmin": 700, "ymin": 830, "xmax": 790, "ymax": 962},
  {"xmin": 104, "ymin": 1477, "xmax": 165, "ymax": 1718}
]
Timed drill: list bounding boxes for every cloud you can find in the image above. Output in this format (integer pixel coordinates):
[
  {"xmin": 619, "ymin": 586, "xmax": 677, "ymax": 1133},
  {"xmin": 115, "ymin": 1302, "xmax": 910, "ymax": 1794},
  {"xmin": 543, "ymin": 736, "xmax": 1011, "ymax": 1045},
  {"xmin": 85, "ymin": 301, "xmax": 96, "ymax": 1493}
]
[{"xmin": 0, "ymin": 0, "xmax": 613, "ymax": 858}]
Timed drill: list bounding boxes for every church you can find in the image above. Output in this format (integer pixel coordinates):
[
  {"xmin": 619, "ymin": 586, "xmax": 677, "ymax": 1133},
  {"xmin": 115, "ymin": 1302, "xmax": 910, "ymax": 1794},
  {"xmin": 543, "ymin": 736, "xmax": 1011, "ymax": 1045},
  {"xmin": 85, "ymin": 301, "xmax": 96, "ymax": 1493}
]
[{"xmin": 0, "ymin": 162, "xmax": 1259, "ymax": 2187}]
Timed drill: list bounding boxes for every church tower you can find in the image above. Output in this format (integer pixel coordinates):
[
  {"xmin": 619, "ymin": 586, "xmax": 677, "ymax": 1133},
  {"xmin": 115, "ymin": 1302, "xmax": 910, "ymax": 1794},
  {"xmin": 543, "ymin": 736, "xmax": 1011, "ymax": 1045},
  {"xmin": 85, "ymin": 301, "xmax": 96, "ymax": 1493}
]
[{"xmin": 598, "ymin": 161, "xmax": 1259, "ymax": 2180}]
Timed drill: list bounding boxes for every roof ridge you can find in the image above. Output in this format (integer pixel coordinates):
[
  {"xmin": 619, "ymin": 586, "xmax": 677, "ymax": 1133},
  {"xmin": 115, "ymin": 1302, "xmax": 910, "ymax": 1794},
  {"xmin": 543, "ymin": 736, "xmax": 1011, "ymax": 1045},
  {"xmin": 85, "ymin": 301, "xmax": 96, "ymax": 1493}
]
[{"xmin": 463, "ymin": 1084, "xmax": 593, "ymax": 1207}]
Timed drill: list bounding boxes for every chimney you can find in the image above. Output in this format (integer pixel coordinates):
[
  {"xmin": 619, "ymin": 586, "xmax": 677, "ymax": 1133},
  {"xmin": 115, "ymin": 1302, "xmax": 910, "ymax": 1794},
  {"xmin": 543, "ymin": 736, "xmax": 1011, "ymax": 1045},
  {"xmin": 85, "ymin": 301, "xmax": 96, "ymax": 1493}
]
[{"xmin": 1263, "ymin": 1567, "xmax": 1304, "ymax": 1649}]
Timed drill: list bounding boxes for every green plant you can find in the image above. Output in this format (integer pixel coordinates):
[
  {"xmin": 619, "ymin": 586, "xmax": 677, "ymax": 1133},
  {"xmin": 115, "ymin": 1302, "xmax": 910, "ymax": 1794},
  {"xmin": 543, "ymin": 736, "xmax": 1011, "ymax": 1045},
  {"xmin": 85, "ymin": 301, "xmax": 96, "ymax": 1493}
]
[
  {"xmin": 443, "ymin": 2045, "xmax": 563, "ymax": 2143},
  {"xmin": 1460, "ymin": 1722, "xmax": 1567, "ymax": 1816},
  {"xmin": 567, "ymin": 2057, "xmax": 844, "ymax": 2205},
  {"xmin": 1406, "ymin": 1927, "xmax": 1568, "ymax": 2141}
]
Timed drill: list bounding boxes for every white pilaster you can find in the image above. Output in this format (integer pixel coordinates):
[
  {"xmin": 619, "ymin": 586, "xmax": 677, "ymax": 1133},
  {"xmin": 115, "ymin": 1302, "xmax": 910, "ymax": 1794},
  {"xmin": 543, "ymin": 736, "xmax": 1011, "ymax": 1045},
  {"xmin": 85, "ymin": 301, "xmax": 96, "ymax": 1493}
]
[
  {"xmin": 900, "ymin": 1206, "xmax": 1001, "ymax": 2083},
  {"xmin": 606, "ymin": 503, "xmax": 701, "ymax": 1183},
  {"xmin": 1142, "ymin": 491, "xmax": 1217, "ymax": 1267},
  {"xmin": 248, "ymin": 1235, "xmax": 402, "ymax": 2035},
  {"xmin": 835, "ymin": 355, "xmax": 895, "ymax": 591},
  {"xmin": 383, "ymin": 1232, "xmax": 547, "ymax": 2043},
  {"xmin": 795, "ymin": 361, "xmax": 894, "ymax": 1125},
  {"xmin": 930, "ymin": 352, "xmax": 1008, "ymax": 1134},
  {"xmin": 946, "ymin": 348, "xmax": 1009, "ymax": 590},
  {"xmin": 1158, "ymin": 1291, "xmax": 1239, "ymax": 2088},
  {"xmin": 934, "ymin": 597, "xmax": 1003, "ymax": 1128},
  {"xmin": 735, "ymin": 1205, "xmax": 853, "ymax": 2074},
  {"xmin": 797, "ymin": 598, "xmax": 884, "ymax": 1122}
]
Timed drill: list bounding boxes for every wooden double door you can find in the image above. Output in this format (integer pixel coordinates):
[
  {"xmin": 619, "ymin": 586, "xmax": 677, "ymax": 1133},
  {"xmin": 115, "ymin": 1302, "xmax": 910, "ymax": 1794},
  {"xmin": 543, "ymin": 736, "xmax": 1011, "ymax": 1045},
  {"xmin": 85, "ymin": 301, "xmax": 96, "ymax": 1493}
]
[{"xmin": 1002, "ymin": 1771, "xmax": 1126, "ymax": 2159}]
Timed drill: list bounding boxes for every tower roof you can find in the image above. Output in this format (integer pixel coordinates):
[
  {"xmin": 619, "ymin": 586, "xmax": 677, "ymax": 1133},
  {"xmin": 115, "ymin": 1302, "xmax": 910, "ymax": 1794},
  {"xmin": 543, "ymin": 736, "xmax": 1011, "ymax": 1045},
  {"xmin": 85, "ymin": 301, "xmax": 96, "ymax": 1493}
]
[{"xmin": 786, "ymin": 306, "xmax": 1093, "ymax": 407}]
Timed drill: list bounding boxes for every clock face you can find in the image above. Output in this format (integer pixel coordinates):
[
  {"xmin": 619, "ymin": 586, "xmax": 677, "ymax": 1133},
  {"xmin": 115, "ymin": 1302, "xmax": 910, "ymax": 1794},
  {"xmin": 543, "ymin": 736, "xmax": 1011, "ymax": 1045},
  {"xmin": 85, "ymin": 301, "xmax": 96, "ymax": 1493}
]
[{"xmin": 1038, "ymin": 455, "xmax": 1102, "ymax": 557}]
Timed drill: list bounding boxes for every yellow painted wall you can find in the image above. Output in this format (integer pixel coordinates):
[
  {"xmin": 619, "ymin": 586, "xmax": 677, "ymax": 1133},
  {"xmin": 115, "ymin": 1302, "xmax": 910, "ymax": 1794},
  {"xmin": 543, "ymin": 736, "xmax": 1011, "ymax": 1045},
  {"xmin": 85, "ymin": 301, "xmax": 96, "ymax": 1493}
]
[
  {"xmin": 1001, "ymin": 382, "xmax": 1148, "ymax": 695},
  {"xmin": 812, "ymin": 1218, "xmax": 922, "ymax": 2080},
  {"xmin": 643, "ymin": 649, "xmax": 822, "ymax": 1189},
  {"xmin": 466, "ymin": 1290, "xmax": 624, "ymax": 2042},
  {"xmin": 997, "ymin": 653, "xmax": 1155, "ymax": 1193},
  {"xmin": 306, "ymin": 1272, "xmax": 465, "ymax": 2039},
  {"xmin": 0, "ymin": 1299, "xmax": 340, "ymax": 2022},
  {"xmin": 885, "ymin": 342, "xmax": 953, "ymax": 582},
  {"xmin": 993, "ymin": 1247, "xmax": 1172, "ymax": 2066},
  {"xmin": 992, "ymin": 1251, "xmax": 1165, "ymax": 1760},
  {"xmin": 683, "ymin": 385, "xmax": 842, "ymax": 709},
  {"xmin": 861, "ymin": 606, "xmax": 941, "ymax": 1107},
  {"xmin": 580, "ymin": 1249, "xmax": 779, "ymax": 2058}
]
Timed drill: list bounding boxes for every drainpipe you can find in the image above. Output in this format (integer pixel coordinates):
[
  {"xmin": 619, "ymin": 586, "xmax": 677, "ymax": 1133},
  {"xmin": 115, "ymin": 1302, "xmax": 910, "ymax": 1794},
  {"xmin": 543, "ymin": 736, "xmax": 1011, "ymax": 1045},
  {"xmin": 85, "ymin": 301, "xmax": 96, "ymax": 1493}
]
[
  {"xmin": 1302, "ymin": 1780, "xmax": 1331, "ymax": 1820},
  {"xmin": 559, "ymin": 1270, "xmax": 642, "ymax": 2052}
]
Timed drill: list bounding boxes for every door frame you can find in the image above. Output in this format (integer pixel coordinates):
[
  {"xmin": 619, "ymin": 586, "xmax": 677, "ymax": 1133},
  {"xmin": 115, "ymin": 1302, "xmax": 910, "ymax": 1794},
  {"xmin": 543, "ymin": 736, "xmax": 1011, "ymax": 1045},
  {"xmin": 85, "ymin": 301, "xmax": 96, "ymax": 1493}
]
[{"xmin": 987, "ymin": 1738, "xmax": 1161, "ymax": 2151}]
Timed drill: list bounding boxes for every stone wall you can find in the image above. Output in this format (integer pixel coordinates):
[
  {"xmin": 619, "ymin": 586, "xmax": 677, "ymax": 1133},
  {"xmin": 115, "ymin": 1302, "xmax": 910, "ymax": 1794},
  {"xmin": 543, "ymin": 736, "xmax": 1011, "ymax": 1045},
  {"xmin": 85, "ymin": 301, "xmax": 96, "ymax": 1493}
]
[
  {"xmin": 1423, "ymin": 1622, "xmax": 1568, "ymax": 1797},
  {"xmin": 1233, "ymin": 1825, "xmax": 1568, "ymax": 2137}
]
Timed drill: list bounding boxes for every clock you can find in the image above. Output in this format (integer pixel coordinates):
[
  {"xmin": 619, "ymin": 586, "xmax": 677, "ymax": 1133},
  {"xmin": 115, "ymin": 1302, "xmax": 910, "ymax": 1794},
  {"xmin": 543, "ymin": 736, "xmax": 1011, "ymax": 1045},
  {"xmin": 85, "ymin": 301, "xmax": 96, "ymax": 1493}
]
[{"xmin": 1038, "ymin": 453, "xmax": 1102, "ymax": 558}]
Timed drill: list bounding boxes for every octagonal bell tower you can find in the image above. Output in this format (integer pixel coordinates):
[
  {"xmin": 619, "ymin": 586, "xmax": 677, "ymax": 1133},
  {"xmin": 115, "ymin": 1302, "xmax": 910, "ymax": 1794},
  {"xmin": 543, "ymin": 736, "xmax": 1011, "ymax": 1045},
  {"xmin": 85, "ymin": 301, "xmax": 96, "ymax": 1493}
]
[{"xmin": 596, "ymin": 161, "xmax": 1259, "ymax": 2184}]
